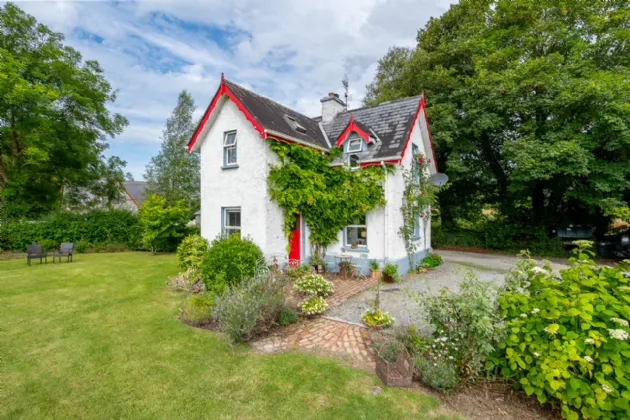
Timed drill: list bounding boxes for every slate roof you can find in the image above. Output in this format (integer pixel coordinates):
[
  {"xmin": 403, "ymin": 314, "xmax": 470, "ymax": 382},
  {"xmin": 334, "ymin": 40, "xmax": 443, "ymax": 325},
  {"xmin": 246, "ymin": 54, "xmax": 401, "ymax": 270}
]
[
  {"xmin": 225, "ymin": 80, "xmax": 329, "ymax": 149},
  {"xmin": 123, "ymin": 181, "xmax": 148, "ymax": 206},
  {"xmin": 215, "ymin": 79, "xmax": 422, "ymax": 160},
  {"xmin": 320, "ymin": 96, "xmax": 422, "ymax": 159}
]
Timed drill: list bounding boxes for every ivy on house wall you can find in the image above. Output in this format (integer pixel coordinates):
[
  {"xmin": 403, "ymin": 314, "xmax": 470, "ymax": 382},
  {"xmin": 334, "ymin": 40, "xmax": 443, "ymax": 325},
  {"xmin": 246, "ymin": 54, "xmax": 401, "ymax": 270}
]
[
  {"xmin": 400, "ymin": 153, "xmax": 439, "ymax": 269},
  {"xmin": 267, "ymin": 140, "xmax": 394, "ymax": 260}
]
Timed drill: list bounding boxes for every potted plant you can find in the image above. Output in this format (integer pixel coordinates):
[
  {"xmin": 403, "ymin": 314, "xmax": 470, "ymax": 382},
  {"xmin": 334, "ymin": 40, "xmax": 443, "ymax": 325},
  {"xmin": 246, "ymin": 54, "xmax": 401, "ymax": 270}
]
[
  {"xmin": 382, "ymin": 262, "xmax": 400, "ymax": 283},
  {"xmin": 369, "ymin": 259, "xmax": 381, "ymax": 280},
  {"xmin": 375, "ymin": 341, "xmax": 413, "ymax": 387},
  {"xmin": 351, "ymin": 242, "xmax": 358, "ymax": 250},
  {"xmin": 311, "ymin": 255, "xmax": 326, "ymax": 274}
]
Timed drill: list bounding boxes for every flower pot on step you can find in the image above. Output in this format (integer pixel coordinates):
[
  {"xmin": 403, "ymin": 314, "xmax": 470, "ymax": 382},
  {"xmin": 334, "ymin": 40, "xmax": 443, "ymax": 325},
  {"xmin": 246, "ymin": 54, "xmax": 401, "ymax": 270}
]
[
  {"xmin": 382, "ymin": 273, "xmax": 394, "ymax": 283},
  {"xmin": 370, "ymin": 269, "xmax": 382, "ymax": 280}
]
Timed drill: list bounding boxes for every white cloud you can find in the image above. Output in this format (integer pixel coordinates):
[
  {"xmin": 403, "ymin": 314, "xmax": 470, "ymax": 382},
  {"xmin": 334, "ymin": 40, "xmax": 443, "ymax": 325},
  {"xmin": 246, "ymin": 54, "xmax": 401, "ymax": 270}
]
[{"xmin": 5, "ymin": 0, "xmax": 456, "ymax": 178}]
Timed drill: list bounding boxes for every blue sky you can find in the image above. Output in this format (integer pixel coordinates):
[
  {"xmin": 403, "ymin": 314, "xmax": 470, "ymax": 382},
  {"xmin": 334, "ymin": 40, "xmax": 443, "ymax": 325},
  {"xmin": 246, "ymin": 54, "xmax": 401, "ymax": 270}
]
[{"xmin": 11, "ymin": 0, "xmax": 455, "ymax": 179}]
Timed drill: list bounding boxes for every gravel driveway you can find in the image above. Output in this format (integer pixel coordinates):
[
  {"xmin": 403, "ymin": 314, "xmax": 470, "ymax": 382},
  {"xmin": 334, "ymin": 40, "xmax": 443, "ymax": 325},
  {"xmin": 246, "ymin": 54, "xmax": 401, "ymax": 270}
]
[{"xmin": 325, "ymin": 250, "xmax": 568, "ymax": 327}]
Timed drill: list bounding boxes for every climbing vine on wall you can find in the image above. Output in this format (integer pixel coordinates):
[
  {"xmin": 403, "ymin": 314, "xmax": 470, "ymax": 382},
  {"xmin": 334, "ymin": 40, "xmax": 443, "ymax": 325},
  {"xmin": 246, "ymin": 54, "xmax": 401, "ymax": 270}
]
[
  {"xmin": 267, "ymin": 140, "xmax": 394, "ymax": 260},
  {"xmin": 400, "ymin": 153, "xmax": 439, "ymax": 268}
]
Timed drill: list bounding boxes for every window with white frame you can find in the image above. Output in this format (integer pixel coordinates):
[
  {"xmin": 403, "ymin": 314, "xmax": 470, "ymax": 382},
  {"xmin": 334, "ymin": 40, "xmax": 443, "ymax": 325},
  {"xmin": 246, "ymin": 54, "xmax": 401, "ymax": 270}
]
[
  {"xmin": 413, "ymin": 212, "xmax": 421, "ymax": 240},
  {"xmin": 345, "ymin": 214, "xmax": 367, "ymax": 248},
  {"xmin": 223, "ymin": 131, "xmax": 237, "ymax": 166},
  {"xmin": 347, "ymin": 137, "xmax": 362, "ymax": 153},
  {"xmin": 412, "ymin": 143, "xmax": 420, "ymax": 183},
  {"xmin": 222, "ymin": 207, "xmax": 241, "ymax": 237},
  {"xmin": 348, "ymin": 154, "xmax": 360, "ymax": 168}
]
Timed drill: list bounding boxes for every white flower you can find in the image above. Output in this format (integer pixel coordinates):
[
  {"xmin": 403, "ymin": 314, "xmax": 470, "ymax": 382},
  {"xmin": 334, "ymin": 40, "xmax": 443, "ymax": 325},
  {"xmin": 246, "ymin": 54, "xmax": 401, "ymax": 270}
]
[
  {"xmin": 611, "ymin": 318, "xmax": 629, "ymax": 327},
  {"xmin": 608, "ymin": 329, "xmax": 629, "ymax": 340},
  {"xmin": 433, "ymin": 363, "xmax": 438, "ymax": 367},
  {"xmin": 520, "ymin": 313, "xmax": 528, "ymax": 318},
  {"xmin": 602, "ymin": 385, "xmax": 613, "ymax": 394},
  {"xmin": 531, "ymin": 308, "xmax": 540, "ymax": 314},
  {"xmin": 448, "ymin": 356, "xmax": 454, "ymax": 360},
  {"xmin": 583, "ymin": 356, "xmax": 594, "ymax": 363},
  {"xmin": 454, "ymin": 347, "xmax": 458, "ymax": 351},
  {"xmin": 532, "ymin": 266, "xmax": 546, "ymax": 274},
  {"xmin": 585, "ymin": 338, "xmax": 595, "ymax": 345},
  {"xmin": 533, "ymin": 352, "xmax": 540, "ymax": 357}
]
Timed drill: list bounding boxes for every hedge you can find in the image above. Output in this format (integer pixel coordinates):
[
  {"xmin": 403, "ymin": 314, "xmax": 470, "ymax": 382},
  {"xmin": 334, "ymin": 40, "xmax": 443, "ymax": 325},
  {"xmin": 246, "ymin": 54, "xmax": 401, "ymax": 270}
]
[{"xmin": 0, "ymin": 210, "xmax": 143, "ymax": 252}]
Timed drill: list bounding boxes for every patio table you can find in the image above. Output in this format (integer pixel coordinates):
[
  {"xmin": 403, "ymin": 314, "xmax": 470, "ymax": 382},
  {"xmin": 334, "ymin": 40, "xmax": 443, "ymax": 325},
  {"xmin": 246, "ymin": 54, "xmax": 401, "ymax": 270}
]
[{"xmin": 334, "ymin": 254, "xmax": 353, "ymax": 277}]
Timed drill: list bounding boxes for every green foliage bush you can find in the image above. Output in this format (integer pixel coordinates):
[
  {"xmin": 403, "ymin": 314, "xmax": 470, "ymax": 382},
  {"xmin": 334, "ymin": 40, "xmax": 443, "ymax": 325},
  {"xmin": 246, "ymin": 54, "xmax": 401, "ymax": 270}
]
[
  {"xmin": 362, "ymin": 309, "xmax": 394, "ymax": 328},
  {"xmin": 418, "ymin": 253, "xmax": 443, "ymax": 269},
  {"xmin": 413, "ymin": 356, "xmax": 458, "ymax": 392},
  {"xmin": 201, "ymin": 234, "xmax": 264, "ymax": 295},
  {"xmin": 492, "ymin": 244, "xmax": 630, "ymax": 420},
  {"xmin": 213, "ymin": 272, "xmax": 286, "ymax": 343},
  {"xmin": 0, "ymin": 210, "xmax": 142, "ymax": 251},
  {"xmin": 413, "ymin": 270, "xmax": 501, "ymax": 385},
  {"xmin": 176, "ymin": 234, "xmax": 208, "ymax": 270},
  {"xmin": 293, "ymin": 274, "xmax": 334, "ymax": 297},
  {"xmin": 138, "ymin": 194, "xmax": 190, "ymax": 254},
  {"xmin": 279, "ymin": 307, "xmax": 298, "ymax": 326},
  {"xmin": 179, "ymin": 293, "xmax": 215, "ymax": 326},
  {"xmin": 286, "ymin": 263, "xmax": 313, "ymax": 280}
]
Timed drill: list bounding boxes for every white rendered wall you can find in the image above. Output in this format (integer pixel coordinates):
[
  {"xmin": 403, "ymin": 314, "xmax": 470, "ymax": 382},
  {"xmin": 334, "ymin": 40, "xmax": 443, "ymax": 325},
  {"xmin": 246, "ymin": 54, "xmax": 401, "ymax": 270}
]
[{"xmin": 198, "ymin": 97, "xmax": 286, "ymax": 256}]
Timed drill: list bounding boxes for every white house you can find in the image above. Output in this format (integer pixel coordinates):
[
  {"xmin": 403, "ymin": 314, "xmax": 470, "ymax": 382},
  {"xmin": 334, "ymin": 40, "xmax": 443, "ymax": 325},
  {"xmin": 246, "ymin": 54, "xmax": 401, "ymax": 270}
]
[{"xmin": 188, "ymin": 75, "xmax": 438, "ymax": 275}]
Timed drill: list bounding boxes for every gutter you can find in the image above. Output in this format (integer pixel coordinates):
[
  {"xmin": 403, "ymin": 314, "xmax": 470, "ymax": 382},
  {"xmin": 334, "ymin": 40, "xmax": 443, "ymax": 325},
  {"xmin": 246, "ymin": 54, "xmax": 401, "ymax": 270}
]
[{"xmin": 263, "ymin": 129, "xmax": 329, "ymax": 153}]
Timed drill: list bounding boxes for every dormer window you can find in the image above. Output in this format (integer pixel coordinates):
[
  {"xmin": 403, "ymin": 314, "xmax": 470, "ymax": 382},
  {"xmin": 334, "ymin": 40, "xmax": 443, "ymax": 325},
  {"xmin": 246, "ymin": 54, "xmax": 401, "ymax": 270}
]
[
  {"xmin": 347, "ymin": 138, "xmax": 362, "ymax": 153},
  {"xmin": 284, "ymin": 114, "xmax": 307, "ymax": 134}
]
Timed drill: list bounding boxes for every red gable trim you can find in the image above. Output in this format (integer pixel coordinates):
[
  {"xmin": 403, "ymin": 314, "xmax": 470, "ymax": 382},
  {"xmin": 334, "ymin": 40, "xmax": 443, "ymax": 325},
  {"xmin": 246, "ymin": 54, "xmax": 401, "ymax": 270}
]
[
  {"xmin": 399, "ymin": 92, "xmax": 438, "ymax": 172},
  {"xmin": 187, "ymin": 74, "xmax": 267, "ymax": 153},
  {"xmin": 335, "ymin": 114, "xmax": 371, "ymax": 147}
]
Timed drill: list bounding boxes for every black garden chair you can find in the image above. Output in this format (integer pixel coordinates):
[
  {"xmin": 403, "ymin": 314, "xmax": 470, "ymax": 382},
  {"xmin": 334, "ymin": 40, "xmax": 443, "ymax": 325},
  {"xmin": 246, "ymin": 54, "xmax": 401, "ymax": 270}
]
[
  {"xmin": 53, "ymin": 242, "xmax": 74, "ymax": 263},
  {"xmin": 27, "ymin": 244, "xmax": 47, "ymax": 266}
]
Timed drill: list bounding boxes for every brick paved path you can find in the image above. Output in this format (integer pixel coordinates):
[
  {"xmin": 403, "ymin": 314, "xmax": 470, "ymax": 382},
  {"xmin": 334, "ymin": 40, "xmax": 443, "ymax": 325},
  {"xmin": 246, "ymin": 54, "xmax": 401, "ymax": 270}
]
[
  {"xmin": 252, "ymin": 318, "xmax": 376, "ymax": 368},
  {"xmin": 254, "ymin": 273, "xmax": 379, "ymax": 369}
]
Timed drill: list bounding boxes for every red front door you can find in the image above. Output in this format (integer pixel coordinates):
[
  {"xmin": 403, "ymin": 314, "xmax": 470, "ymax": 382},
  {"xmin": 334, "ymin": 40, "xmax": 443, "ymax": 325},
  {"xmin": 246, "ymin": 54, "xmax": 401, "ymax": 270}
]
[{"xmin": 289, "ymin": 213, "xmax": 301, "ymax": 262}]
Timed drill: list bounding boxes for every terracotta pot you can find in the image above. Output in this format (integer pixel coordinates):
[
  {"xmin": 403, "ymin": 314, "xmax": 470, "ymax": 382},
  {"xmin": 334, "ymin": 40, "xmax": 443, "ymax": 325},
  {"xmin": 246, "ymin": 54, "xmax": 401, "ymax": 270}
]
[
  {"xmin": 370, "ymin": 269, "xmax": 382, "ymax": 280},
  {"xmin": 317, "ymin": 264, "xmax": 325, "ymax": 273},
  {"xmin": 382, "ymin": 273, "xmax": 394, "ymax": 283}
]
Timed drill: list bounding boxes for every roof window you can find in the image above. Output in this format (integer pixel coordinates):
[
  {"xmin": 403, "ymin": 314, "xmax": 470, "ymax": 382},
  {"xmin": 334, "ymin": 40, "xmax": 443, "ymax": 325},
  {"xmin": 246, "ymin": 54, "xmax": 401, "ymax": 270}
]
[{"xmin": 284, "ymin": 114, "xmax": 307, "ymax": 134}]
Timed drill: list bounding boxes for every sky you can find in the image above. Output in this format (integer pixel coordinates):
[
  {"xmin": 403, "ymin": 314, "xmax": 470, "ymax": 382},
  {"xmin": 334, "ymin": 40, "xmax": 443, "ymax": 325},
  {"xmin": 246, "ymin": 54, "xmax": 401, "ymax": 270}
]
[{"xmin": 9, "ymin": 0, "xmax": 456, "ymax": 179}]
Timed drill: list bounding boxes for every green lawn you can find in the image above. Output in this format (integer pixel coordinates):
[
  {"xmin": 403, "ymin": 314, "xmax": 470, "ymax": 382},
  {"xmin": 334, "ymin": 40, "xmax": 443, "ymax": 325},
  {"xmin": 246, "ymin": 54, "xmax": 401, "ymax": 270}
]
[{"xmin": 0, "ymin": 252, "xmax": 448, "ymax": 419}]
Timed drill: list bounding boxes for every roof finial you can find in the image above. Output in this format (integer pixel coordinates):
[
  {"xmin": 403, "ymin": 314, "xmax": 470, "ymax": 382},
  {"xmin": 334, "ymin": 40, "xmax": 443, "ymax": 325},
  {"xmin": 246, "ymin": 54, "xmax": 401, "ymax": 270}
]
[
  {"xmin": 342, "ymin": 74, "xmax": 349, "ymax": 110},
  {"xmin": 221, "ymin": 72, "xmax": 224, "ymax": 83}
]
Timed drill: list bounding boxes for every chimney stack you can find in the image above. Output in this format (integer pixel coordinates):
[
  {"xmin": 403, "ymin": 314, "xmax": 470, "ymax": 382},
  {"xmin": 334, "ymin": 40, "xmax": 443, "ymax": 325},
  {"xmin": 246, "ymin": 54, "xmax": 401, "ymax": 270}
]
[{"xmin": 321, "ymin": 92, "xmax": 345, "ymax": 122}]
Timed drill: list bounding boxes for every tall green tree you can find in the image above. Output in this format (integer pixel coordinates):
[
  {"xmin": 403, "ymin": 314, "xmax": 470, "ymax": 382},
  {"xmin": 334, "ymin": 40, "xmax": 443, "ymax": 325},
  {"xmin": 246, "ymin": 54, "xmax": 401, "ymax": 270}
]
[
  {"xmin": 144, "ymin": 90, "xmax": 200, "ymax": 211},
  {"xmin": 366, "ymin": 0, "xmax": 630, "ymax": 236},
  {"xmin": 0, "ymin": 3, "xmax": 128, "ymax": 218}
]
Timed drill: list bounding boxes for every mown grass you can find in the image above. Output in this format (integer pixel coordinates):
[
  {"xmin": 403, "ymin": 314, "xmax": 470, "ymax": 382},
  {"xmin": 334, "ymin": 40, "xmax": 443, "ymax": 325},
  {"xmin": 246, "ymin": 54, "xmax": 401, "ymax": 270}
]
[{"xmin": 0, "ymin": 252, "xmax": 449, "ymax": 419}]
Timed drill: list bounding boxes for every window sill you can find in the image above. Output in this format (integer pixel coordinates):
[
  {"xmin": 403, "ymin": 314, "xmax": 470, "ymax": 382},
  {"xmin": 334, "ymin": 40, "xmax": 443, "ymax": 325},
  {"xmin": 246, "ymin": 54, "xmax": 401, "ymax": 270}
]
[
  {"xmin": 342, "ymin": 247, "xmax": 369, "ymax": 253},
  {"xmin": 222, "ymin": 164, "xmax": 239, "ymax": 170}
]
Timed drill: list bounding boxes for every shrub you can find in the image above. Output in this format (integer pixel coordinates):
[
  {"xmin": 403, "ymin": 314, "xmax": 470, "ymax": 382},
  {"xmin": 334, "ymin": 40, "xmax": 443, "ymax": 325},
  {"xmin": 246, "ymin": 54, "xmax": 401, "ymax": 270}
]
[
  {"xmin": 138, "ymin": 194, "xmax": 190, "ymax": 254},
  {"xmin": 293, "ymin": 274, "xmax": 334, "ymax": 297},
  {"xmin": 298, "ymin": 295, "xmax": 328, "ymax": 316},
  {"xmin": 166, "ymin": 268, "xmax": 205, "ymax": 293},
  {"xmin": 413, "ymin": 356, "xmax": 458, "ymax": 392},
  {"xmin": 176, "ymin": 234, "xmax": 208, "ymax": 270},
  {"xmin": 378, "ymin": 341, "xmax": 404, "ymax": 363},
  {"xmin": 213, "ymin": 271, "xmax": 286, "ymax": 343},
  {"xmin": 286, "ymin": 263, "xmax": 313, "ymax": 279},
  {"xmin": 492, "ymin": 243, "xmax": 630, "ymax": 420},
  {"xmin": 279, "ymin": 307, "xmax": 298, "ymax": 326},
  {"xmin": 75, "ymin": 240, "xmax": 87, "ymax": 253},
  {"xmin": 201, "ymin": 234, "xmax": 264, "ymax": 295},
  {"xmin": 418, "ymin": 253, "xmax": 443, "ymax": 269},
  {"xmin": 362, "ymin": 309, "xmax": 394, "ymax": 328},
  {"xmin": 179, "ymin": 293, "xmax": 215, "ymax": 326},
  {"xmin": 413, "ymin": 270, "xmax": 501, "ymax": 385},
  {"xmin": 370, "ymin": 259, "xmax": 379, "ymax": 270},
  {"xmin": 382, "ymin": 262, "xmax": 400, "ymax": 282}
]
